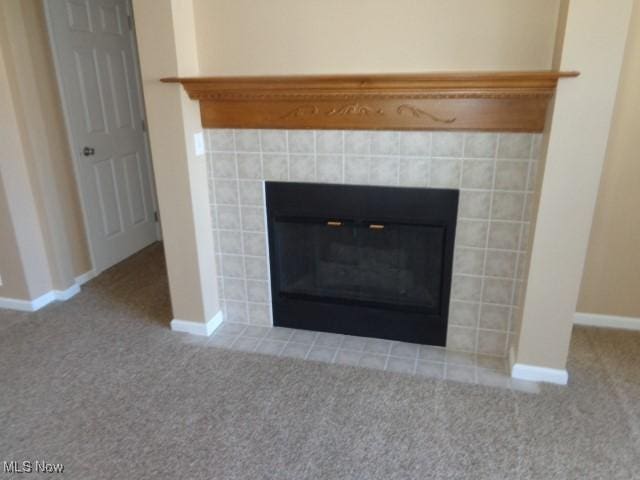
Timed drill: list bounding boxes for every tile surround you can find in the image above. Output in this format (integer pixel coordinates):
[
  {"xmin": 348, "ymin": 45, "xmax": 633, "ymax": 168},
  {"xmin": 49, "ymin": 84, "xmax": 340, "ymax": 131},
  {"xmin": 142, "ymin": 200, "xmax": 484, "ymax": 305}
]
[{"xmin": 207, "ymin": 129, "xmax": 541, "ymax": 357}]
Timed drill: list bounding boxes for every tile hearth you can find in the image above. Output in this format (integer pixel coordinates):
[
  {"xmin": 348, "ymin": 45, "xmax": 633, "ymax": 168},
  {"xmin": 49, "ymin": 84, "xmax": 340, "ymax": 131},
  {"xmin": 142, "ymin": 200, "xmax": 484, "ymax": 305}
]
[{"xmin": 180, "ymin": 322, "xmax": 539, "ymax": 393}]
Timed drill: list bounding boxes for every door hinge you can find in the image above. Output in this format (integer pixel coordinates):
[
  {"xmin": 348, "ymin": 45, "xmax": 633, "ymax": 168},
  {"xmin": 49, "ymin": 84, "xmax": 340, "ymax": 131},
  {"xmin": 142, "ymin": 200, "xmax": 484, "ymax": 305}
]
[
  {"xmin": 127, "ymin": 15, "xmax": 133, "ymax": 31},
  {"xmin": 154, "ymin": 211, "xmax": 159, "ymax": 222},
  {"xmin": 141, "ymin": 118, "xmax": 147, "ymax": 132}
]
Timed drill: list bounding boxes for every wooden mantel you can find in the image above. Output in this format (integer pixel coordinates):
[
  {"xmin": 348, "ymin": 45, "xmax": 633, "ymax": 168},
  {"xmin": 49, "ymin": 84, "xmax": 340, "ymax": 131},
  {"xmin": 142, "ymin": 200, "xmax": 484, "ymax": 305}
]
[{"xmin": 161, "ymin": 71, "xmax": 579, "ymax": 132}]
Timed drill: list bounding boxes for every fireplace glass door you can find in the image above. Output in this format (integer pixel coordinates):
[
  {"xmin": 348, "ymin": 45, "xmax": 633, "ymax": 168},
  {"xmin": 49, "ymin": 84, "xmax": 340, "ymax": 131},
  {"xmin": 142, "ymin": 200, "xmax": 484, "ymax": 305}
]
[{"xmin": 273, "ymin": 219, "xmax": 445, "ymax": 313}]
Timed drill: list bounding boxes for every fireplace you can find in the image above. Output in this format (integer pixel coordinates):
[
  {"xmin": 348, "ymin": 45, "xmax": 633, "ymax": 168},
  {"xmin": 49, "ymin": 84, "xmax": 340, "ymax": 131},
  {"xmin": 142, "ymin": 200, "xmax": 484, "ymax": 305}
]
[{"xmin": 266, "ymin": 182, "xmax": 458, "ymax": 345}]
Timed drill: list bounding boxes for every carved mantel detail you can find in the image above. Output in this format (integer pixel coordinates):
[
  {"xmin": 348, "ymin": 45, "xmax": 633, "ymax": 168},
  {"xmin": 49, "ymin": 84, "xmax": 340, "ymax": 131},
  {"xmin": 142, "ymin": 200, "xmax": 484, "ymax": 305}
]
[{"xmin": 161, "ymin": 71, "xmax": 578, "ymax": 132}]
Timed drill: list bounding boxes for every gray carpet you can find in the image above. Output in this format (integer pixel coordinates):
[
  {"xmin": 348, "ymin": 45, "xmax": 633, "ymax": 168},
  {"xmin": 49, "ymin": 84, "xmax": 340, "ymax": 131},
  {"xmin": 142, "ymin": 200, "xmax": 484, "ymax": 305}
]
[{"xmin": 1, "ymin": 243, "xmax": 639, "ymax": 479}]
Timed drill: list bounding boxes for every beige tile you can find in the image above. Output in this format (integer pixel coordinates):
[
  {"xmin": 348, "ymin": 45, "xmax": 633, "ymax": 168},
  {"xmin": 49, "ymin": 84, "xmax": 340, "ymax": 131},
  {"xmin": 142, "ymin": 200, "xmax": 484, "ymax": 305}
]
[
  {"xmin": 289, "ymin": 155, "xmax": 316, "ymax": 182},
  {"xmin": 224, "ymin": 300, "xmax": 248, "ymax": 323},
  {"xmin": 234, "ymin": 130, "xmax": 260, "ymax": 151},
  {"xmin": 238, "ymin": 180, "xmax": 264, "ymax": 206},
  {"xmin": 211, "ymin": 152, "xmax": 236, "ymax": 178},
  {"xmin": 334, "ymin": 349, "xmax": 363, "ymax": 366},
  {"xmin": 214, "ymin": 179, "xmax": 238, "ymax": 205},
  {"xmin": 263, "ymin": 154, "xmax": 288, "ymax": 180},
  {"xmin": 247, "ymin": 280, "xmax": 269, "ymax": 303},
  {"xmin": 260, "ymin": 130, "xmax": 287, "ymax": 152},
  {"xmin": 430, "ymin": 158, "xmax": 461, "ymax": 187},
  {"xmin": 488, "ymin": 222, "xmax": 521, "ymax": 250},
  {"xmin": 453, "ymin": 248, "xmax": 485, "ymax": 275},
  {"xmin": 241, "ymin": 206, "xmax": 265, "ymax": 232},
  {"xmin": 316, "ymin": 155, "xmax": 343, "ymax": 183},
  {"xmin": 386, "ymin": 357, "xmax": 416, "ymax": 374},
  {"xmin": 209, "ymin": 129, "xmax": 234, "ymax": 151},
  {"xmin": 398, "ymin": 157, "xmax": 430, "ymax": 186},
  {"xmin": 455, "ymin": 220, "xmax": 488, "ymax": 248},
  {"xmin": 242, "ymin": 232, "xmax": 266, "ymax": 257},
  {"xmin": 221, "ymin": 254, "xmax": 244, "ymax": 278},
  {"xmin": 451, "ymin": 275, "xmax": 482, "ymax": 302},
  {"xmin": 371, "ymin": 131, "xmax": 399, "ymax": 155},
  {"xmin": 245, "ymin": 256, "xmax": 268, "ymax": 280},
  {"xmin": 492, "ymin": 192, "xmax": 525, "ymax": 221},
  {"xmin": 307, "ymin": 346, "xmax": 337, "ymax": 362},
  {"xmin": 459, "ymin": 191, "xmax": 491, "ymax": 219},
  {"xmin": 445, "ymin": 364, "xmax": 477, "ymax": 384},
  {"xmin": 219, "ymin": 230, "xmax": 243, "ymax": 254},
  {"xmin": 369, "ymin": 157, "xmax": 398, "ymax": 185},
  {"xmin": 495, "ymin": 160, "xmax": 529, "ymax": 191},
  {"xmin": 344, "ymin": 131, "xmax": 370, "ymax": 154},
  {"xmin": 482, "ymin": 278, "xmax": 514, "ymax": 305},
  {"xmin": 390, "ymin": 342, "xmax": 420, "ymax": 359},
  {"xmin": 480, "ymin": 304, "xmax": 511, "ymax": 331},
  {"xmin": 223, "ymin": 277, "xmax": 247, "ymax": 301},
  {"xmin": 449, "ymin": 301, "xmax": 479, "ymax": 327},
  {"xmin": 358, "ymin": 353, "xmax": 387, "ymax": 370},
  {"xmin": 464, "ymin": 133, "xmax": 497, "ymax": 158},
  {"xmin": 399, "ymin": 131, "xmax": 431, "ymax": 156},
  {"xmin": 316, "ymin": 131, "xmax": 343, "ymax": 154},
  {"xmin": 281, "ymin": 342, "xmax": 310, "ymax": 359},
  {"xmin": 419, "ymin": 345, "xmax": 446, "ymax": 362},
  {"xmin": 485, "ymin": 250, "xmax": 518, "ymax": 278},
  {"xmin": 217, "ymin": 205, "xmax": 241, "ymax": 230},
  {"xmin": 497, "ymin": 133, "xmax": 532, "ymax": 159},
  {"xmin": 288, "ymin": 131, "xmax": 314, "ymax": 153},
  {"xmin": 237, "ymin": 153, "xmax": 262, "ymax": 179},
  {"xmin": 344, "ymin": 156, "xmax": 369, "ymax": 184},
  {"xmin": 446, "ymin": 326, "xmax": 477, "ymax": 353},
  {"xmin": 432, "ymin": 132, "xmax": 463, "ymax": 157},
  {"xmin": 477, "ymin": 330, "xmax": 507, "ymax": 356},
  {"xmin": 248, "ymin": 302, "xmax": 271, "ymax": 325},
  {"xmin": 461, "ymin": 159, "xmax": 495, "ymax": 189},
  {"xmin": 415, "ymin": 360, "xmax": 445, "ymax": 379}
]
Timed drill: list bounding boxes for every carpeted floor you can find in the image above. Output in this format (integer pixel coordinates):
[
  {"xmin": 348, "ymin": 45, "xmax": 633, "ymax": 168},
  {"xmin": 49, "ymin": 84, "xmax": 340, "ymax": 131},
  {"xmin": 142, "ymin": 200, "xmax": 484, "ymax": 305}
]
[{"xmin": 1, "ymin": 243, "xmax": 639, "ymax": 479}]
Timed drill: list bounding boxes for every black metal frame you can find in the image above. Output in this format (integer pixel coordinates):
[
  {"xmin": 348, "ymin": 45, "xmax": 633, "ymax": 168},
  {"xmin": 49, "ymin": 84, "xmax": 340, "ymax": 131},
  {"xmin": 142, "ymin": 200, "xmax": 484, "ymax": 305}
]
[{"xmin": 265, "ymin": 182, "xmax": 459, "ymax": 346}]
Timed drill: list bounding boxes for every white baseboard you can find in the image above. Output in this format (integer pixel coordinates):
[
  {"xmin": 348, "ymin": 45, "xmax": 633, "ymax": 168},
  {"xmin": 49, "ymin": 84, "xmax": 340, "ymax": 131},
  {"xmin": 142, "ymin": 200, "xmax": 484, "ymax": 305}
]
[
  {"xmin": 75, "ymin": 270, "xmax": 96, "ymax": 286},
  {"xmin": 575, "ymin": 312, "xmax": 640, "ymax": 331},
  {"xmin": 0, "ymin": 282, "xmax": 82, "ymax": 312},
  {"xmin": 170, "ymin": 310, "xmax": 224, "ymax": 336},
  {"xmin": 511, "ymin": 363, "xmax": 569, "ymax": 385}
]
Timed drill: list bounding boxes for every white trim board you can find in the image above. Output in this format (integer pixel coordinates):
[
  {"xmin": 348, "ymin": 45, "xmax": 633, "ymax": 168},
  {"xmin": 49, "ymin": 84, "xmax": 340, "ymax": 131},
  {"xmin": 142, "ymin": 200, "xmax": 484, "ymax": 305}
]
[
  {"xmin": 509, "ymin": 345, "xmax": 569, "ymax": 385},
  {"xmin": 0, "ymin": 283, "xmax": 81, "ymax": 312},
  {"xmin": 512, "ymin": 363, "xmax": 569, "ymax": 385},
  {"xmin": 75, "ymin": 270, "xmax": 96, "ymax": 286},
  {"xmin": 575, "ymin": 312, "xmax": 640, "ymax": 331},
  {"xmin": 171, "ymin": 311, "xmax": 224, "ymax": 336}
]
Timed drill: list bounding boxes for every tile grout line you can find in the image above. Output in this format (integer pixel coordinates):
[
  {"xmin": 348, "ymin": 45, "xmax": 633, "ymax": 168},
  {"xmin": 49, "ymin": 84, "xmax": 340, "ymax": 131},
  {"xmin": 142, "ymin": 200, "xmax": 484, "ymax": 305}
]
[{"xmin": 475, "ymin": 134, "xmax": 500, "ymax": 357}]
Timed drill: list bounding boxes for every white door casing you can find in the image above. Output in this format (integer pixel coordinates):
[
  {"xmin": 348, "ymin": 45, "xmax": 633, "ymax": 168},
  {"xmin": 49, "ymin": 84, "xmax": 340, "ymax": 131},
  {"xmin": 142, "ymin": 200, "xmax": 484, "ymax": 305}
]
[{"xmin": 45, "ymin": 0, "xmax": 158, "ymax": 274}]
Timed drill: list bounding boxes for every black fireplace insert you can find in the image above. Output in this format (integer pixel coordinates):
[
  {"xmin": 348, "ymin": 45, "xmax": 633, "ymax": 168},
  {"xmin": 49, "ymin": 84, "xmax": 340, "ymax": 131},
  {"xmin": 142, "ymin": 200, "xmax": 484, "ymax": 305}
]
[{"xmin": 265, "ymin": 182, "xmax": 458, "ymax": 346}]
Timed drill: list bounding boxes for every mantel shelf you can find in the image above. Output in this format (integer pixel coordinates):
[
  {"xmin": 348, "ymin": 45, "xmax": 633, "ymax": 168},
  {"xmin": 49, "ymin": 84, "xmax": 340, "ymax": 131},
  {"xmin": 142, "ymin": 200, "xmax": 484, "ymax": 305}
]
[{"xmin": 161, "ymin": 71, "xmax": 579, "ymax": 132}]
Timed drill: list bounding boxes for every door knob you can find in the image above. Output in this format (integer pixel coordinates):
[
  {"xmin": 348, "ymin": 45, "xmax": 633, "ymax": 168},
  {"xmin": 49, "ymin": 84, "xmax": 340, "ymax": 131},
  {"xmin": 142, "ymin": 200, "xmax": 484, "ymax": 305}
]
[{"xmin": 83, "ymin": 146, "xmax": 95, "ymax": 156}]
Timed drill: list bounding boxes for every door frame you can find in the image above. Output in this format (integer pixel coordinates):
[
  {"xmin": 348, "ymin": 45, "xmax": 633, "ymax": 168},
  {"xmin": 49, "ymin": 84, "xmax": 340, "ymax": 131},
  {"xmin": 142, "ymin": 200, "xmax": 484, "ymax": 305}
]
[{"xmin": 43, "ymin": 0, "xmax": 160, "ymax": 276}]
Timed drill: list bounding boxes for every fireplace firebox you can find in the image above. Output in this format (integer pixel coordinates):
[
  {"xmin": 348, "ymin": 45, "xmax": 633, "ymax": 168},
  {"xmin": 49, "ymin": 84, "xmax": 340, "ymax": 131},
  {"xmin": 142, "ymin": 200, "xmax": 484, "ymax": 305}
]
[{"xmin": 265, "ymin": 182, "xmax": 458, "ymax": 346}]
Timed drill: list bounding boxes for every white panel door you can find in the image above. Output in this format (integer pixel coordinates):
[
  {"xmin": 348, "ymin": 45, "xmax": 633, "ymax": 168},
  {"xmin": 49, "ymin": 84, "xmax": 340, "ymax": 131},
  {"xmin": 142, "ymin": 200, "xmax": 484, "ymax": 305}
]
[{"xmin": 46, "ymin": 0, "xmax": 158, "ymax": 273}]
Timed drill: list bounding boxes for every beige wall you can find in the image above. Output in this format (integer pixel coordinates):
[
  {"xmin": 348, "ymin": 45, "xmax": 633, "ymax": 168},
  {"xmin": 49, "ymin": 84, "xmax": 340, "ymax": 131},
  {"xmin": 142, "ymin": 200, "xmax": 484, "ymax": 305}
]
[
  {"xmin": 578, "ymin": 0, "xmax": 640, "ymax": 319},
  {"xmin": 0, "ymin": 161, "xmax": 29, "ymax": 299},
  {"xmin": 133, "ymin": 0, "xmax": 221, "ymax": 324},
  {"xmin": 0, "ymin": 0, "xmax": 90, "ymax": 299},
  {"xmin": 194, "ymin": 0, "xmax": 561, "ymax": 75},
  {"xmin": 515, "ymin": 0, "xmax": 634, "ymax": 370}
]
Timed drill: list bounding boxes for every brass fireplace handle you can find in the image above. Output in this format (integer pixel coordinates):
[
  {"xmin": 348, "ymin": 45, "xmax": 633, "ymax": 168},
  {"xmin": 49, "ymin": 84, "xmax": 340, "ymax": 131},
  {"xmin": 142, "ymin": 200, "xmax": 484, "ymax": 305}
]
[
  {"xmin": 369, "ymin": 224, "xmax": 385, "ymax": 230},
  {"xmin": 326, "ymin": 220, "xmax": 343, "ymax": 227}
]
